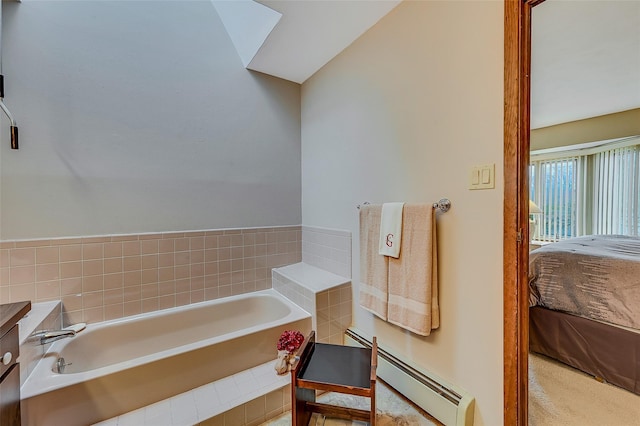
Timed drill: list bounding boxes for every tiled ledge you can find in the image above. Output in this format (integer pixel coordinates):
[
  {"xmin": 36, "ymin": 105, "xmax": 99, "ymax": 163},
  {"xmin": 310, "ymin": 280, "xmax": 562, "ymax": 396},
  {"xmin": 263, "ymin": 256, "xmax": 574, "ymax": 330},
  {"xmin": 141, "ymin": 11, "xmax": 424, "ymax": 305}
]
[
  {"xmin": 272, "ymin": 263, "xmax": 351, "ymax": 344},
  {"xmin": 93, "ymin": 361, "xmax": 290, "ymax": 426},
  {"xmin": 274, "ymin": 262, "xmax": 349, "ymax": 293}
]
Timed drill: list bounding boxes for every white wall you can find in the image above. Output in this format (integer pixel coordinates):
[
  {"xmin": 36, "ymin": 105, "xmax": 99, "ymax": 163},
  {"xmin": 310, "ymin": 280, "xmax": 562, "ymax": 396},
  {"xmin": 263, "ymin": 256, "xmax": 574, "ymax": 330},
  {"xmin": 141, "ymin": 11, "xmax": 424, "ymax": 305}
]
[
  {"xmin": 301, "ymin": 2, "xmax": 504, "ymax": 425},
  {"xmin": 0, "ymin": 0, "xmax": 301, "ymax": 240}
]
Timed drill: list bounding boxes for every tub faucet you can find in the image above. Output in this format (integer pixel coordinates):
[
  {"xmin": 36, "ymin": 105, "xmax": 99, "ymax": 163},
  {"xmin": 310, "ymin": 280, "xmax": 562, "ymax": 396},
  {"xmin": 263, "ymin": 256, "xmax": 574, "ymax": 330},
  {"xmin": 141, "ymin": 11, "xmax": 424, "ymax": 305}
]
[{"xmin": 34, "ymin": 330, "xmax": 76, "ymax": 345}]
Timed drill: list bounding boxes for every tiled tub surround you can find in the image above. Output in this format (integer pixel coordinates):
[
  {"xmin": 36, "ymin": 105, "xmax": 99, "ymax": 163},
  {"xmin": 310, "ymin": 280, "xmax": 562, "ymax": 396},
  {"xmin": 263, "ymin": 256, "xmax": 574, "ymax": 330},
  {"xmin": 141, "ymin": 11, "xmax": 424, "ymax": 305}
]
[
  {"xmin": 10, "ymin": 226, "xmax": 352, "ymax": 425},
  {"xmin": 301, "ymin": 226, "xmax": 351, "ymax": 279},
  {"xmin": 0, "ymin": 226, "xmax": 301, "ymax": 325},
  {"xmin": 272, "ymin": 263, "xmax": 351, "ymax": 344},
  {"xmin": 21, "ymin": 289, "xmax": 311, "ymax": 426}
]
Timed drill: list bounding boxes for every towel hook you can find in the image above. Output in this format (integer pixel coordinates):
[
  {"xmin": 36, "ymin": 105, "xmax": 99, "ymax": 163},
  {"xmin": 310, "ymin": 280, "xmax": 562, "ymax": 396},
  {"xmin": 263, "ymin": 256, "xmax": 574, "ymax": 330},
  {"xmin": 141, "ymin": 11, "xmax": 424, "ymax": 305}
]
[{"xmin": 356, "ymin": 202, "xmax": 370, "ymax": 210}]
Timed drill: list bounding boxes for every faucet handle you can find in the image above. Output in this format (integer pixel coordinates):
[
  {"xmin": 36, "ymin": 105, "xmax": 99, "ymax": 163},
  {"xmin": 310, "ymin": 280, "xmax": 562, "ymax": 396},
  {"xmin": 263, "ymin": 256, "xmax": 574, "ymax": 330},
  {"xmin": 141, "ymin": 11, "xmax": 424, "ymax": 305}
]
[{"xmin": 32, "ymin": 329, "xmax": 77, "ymax": 345}]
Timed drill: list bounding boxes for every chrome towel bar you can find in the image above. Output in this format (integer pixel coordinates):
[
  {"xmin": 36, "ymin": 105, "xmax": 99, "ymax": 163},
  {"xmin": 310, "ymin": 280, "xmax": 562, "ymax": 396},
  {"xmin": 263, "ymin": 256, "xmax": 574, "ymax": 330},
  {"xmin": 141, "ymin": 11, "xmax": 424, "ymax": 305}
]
[{"xmin": 357, "ymin": 199, "xmax": 451, "ymax": 213}]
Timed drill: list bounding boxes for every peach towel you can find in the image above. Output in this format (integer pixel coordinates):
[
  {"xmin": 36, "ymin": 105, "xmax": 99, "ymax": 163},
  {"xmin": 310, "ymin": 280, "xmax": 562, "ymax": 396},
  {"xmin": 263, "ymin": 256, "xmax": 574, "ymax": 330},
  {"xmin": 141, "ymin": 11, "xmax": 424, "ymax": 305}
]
[
  {"xmin": 359, "ymin": 204, "xmax": 389, "ymax": 320},
  {"xmin": 387, "ymin": 204, "xmax": 439, "ymax": 336}
]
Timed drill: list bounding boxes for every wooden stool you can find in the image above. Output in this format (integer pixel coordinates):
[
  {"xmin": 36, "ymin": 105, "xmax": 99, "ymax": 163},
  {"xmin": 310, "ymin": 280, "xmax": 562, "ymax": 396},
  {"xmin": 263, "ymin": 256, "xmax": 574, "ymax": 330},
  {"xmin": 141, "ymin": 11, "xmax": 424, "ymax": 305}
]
[{"xmin": 290, "ymin": 331, "xmax": 377, "ymax": 425}]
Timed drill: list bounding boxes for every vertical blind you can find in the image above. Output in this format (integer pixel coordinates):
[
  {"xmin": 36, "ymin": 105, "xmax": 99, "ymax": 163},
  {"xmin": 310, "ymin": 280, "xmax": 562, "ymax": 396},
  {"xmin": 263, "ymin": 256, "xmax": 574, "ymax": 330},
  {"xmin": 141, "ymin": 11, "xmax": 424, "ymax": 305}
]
[
  {"xmin": 530, "ymin": 141, "xmax": 640, "ymax": 241},
  {"xmin": 593, "ymin": 145, "xmax": 640, "ymax": 236}
]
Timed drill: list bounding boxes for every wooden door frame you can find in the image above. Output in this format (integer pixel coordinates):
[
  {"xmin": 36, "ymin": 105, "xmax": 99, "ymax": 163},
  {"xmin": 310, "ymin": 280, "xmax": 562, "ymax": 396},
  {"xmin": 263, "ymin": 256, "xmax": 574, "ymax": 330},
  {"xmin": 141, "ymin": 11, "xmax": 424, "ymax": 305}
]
[{"xmin": 504, "ymin": 0, "xmax": 544, "ymax": 424}]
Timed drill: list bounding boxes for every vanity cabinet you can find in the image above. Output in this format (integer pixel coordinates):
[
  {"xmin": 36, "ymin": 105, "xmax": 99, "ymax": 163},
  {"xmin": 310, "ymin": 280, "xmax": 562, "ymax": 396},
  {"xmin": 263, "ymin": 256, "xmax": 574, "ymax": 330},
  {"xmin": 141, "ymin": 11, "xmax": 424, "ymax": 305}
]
[
  {"xmin": 0, "ymin": 326, "xmax": 20, "ymax": 425},
  {"xmin": 0, "ymin": 301, "xmax": 31, "ymax": 426}
]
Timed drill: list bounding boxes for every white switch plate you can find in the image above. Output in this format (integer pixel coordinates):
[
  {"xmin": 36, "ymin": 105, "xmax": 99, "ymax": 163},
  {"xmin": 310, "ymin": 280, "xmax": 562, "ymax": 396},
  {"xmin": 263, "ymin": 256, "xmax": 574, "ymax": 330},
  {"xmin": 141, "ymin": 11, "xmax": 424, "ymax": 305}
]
[{"xmin": 469, "ymin": 164, "xmax": 495, "ymax": 190}]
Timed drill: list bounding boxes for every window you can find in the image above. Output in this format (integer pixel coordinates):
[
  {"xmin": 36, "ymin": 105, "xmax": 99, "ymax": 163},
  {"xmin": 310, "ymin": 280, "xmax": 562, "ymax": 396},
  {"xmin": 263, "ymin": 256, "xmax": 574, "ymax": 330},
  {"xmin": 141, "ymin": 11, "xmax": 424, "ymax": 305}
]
[
  {"xmin": 530, "ymin": 156, "xmax": 582, "ymax": 241},
  {"xmin": 530, "ymin": 137, "xmax": 640, "ymax": 242}
]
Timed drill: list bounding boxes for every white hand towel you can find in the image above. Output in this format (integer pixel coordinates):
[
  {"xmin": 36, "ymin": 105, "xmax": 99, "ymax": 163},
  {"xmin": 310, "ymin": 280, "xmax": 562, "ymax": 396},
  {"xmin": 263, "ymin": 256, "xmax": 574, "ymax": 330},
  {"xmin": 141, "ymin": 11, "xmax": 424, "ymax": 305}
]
[{"xmin": 378, "ymin": 202, "xmax": 405, "ymax": 258}]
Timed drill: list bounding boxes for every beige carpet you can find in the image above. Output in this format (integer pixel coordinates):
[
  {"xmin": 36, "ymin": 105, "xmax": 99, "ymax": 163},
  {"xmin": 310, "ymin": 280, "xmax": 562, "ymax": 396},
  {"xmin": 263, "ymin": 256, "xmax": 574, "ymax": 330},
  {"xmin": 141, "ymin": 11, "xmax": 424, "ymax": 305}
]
[
  {"xmin": 529, "ymin": 353, "xmax": 640, "ymax": 426},
  {"xmin": 263, "ymin": 381, "xmax": 438, "ymax": 426}
]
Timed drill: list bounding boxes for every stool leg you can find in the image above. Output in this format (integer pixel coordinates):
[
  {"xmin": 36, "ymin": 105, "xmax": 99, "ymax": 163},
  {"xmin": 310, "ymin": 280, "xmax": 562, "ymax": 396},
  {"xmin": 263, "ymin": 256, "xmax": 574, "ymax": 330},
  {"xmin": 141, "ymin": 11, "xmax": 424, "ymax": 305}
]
[
  {"xmin": 294, "ymin": 387, "xmax": 315, "ymax": 426},
  {"xmin": 370, "ymin": 384, "xmax": 376, "ymax": 425}
]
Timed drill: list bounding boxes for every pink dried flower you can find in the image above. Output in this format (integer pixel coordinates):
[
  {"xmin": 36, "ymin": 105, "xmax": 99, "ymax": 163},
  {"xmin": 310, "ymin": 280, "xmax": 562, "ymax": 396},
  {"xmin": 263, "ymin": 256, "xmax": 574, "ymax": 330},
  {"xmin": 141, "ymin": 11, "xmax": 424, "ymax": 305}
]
[{"xmin": 277, "ymin": 330, "xmax": 305, "ymax": 352}]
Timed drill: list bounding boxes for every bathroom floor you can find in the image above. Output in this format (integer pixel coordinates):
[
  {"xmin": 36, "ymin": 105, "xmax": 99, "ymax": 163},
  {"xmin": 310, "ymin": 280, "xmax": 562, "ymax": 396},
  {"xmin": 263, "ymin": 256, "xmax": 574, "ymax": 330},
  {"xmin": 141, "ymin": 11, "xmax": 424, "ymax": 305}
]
[{"xmin": 262, "ymin": 381, "xmax": 442, "ymax": 426}]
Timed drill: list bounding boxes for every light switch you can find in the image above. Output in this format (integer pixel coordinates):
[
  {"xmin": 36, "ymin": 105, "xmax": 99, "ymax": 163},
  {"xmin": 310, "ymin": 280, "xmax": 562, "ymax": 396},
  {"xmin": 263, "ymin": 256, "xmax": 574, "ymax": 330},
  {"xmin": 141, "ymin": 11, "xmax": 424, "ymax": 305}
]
[
  {"xmin": 469, "ymin": 163, "xmax": 495, "ymax": 190},
  {"xmin": 481, "ymin": 168, "xmax": 490, "ymax": 184},
  {"xmin": 472, "ymin": 169, "xmax": 480, "ymax": 185}
]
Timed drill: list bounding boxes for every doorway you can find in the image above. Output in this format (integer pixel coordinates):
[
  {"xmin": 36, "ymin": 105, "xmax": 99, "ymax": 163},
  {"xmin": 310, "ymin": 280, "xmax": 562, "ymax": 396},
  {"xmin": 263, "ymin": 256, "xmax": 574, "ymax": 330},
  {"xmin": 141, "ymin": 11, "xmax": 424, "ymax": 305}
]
[
  {"xmin": 504, "ymin": 1, "xmax": 640, "ymax": 424},
  {"xmin": 503, "ymin": 1, "xmax": 540, "ymax": 425}
]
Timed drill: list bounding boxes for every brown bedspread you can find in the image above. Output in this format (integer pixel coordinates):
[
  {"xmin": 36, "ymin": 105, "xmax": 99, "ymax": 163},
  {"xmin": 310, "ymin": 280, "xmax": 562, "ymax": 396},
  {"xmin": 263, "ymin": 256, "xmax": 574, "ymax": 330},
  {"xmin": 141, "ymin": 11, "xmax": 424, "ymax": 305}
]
[{"xmin": 529, "ymin": 235, "xmax": 640, "ymax": 330}]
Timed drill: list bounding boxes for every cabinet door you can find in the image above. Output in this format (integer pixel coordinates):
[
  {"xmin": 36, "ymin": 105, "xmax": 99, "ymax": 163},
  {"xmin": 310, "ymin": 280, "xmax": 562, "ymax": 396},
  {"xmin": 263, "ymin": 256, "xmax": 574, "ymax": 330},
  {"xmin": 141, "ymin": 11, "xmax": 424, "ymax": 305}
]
[
  {"xmin": 0, "ymin": 363, "xmax": 21, "ymax": 426},
  {"xmin": 0, "ymin": 325, "xmax": 19, "ymax": 379}
]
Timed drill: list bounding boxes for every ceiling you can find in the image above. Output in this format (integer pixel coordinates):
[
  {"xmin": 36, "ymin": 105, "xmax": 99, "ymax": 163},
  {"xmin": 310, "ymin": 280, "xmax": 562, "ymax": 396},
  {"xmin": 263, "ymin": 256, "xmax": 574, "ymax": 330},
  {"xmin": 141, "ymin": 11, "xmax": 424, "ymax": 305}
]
[
  {"xmin": 214, "ymin": 0, "xmax": 639, "ymax": 128},
  {"xmin": 213, "ymin": 0, "xmax": 402, "ymax": 85},
  {"xmin": 251, "ymin": 0, "xmax": 401, "ymax": 84},
  {"xmin": 531, "ymin": 0, "xmax": 640, "ymax": 129}
]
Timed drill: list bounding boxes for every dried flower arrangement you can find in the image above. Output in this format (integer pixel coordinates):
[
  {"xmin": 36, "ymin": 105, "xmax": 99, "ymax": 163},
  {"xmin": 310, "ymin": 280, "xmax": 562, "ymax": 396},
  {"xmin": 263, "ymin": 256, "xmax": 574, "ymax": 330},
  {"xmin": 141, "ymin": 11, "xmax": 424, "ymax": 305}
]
[
  {"xmin": 277, "ymin": 330, "xmax": 305, "ymax": 353},
  {"xmin": 274, "ymin": 330, "xmax": 305, "ymax": 375}
]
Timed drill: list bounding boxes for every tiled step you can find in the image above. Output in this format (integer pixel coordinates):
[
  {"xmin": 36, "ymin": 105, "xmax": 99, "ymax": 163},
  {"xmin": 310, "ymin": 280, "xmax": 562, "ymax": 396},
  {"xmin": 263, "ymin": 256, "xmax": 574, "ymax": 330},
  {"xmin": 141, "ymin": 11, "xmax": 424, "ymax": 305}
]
[{"xmin": 93, "ymin": 360, "xmax": 290, "ymax": 426}]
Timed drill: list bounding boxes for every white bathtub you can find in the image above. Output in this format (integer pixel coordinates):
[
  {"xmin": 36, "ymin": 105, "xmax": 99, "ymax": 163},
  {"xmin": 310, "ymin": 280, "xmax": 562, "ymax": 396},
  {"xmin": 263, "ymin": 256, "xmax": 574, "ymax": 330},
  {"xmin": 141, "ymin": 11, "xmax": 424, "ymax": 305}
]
[{"xmin": 21, "ymin": 289, "xmax": 311, "ymax": 426}]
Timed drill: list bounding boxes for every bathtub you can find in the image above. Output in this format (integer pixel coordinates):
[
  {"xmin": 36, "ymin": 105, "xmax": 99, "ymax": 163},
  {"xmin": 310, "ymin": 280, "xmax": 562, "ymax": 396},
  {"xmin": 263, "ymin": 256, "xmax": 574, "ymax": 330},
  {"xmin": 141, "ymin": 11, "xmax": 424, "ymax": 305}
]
[{"xmin": 21, "ymin": 289, "xmax": 311, "ymax": 426}]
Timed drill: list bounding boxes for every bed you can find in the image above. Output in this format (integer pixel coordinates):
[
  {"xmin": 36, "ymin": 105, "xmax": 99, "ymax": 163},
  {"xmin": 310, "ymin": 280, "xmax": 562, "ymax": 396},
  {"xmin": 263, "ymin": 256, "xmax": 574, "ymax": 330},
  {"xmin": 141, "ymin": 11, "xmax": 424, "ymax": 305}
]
[{"xmin": 528, "ymin": 234, "xmax": 640, "ymax": 395}]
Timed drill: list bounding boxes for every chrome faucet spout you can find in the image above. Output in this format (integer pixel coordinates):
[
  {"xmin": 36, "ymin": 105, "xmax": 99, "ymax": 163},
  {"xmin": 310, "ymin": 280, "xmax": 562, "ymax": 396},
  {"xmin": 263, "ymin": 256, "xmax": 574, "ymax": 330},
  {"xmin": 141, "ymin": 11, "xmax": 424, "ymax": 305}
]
[{"xmin": 34, "ymin": 330, "xmax": 76, "ymax": 345}]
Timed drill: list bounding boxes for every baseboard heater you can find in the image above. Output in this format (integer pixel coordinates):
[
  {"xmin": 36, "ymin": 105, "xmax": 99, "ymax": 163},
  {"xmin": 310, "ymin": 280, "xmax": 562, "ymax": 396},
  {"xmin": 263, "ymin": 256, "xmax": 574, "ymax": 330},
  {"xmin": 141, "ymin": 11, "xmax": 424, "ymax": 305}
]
[{"xmin": 344, "ymin": 328, "xmax": 475, "ymax": 426}]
